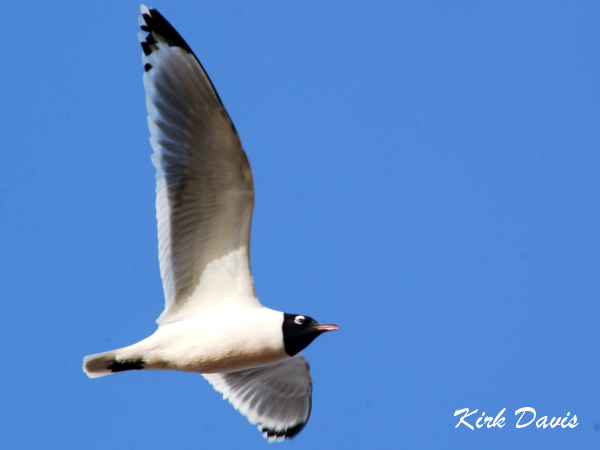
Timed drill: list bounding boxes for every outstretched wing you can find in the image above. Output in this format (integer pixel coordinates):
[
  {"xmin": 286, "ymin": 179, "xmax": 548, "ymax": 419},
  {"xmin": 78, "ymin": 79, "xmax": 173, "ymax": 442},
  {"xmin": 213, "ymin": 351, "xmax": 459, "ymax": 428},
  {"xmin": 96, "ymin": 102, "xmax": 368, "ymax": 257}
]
[
  {"xmin": 138, "ymin": 6, "xmax": 261, "ymax": 326},
  {"xmin": 203, "ymin": 354, "xmax": 313, "ymax": 442}
]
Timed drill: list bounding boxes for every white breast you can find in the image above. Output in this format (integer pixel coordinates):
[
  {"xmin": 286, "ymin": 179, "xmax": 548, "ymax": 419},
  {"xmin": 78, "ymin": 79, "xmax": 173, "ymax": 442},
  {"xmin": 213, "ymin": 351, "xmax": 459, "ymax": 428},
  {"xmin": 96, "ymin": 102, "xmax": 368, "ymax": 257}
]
[{"xmin": 116, "ymin": 307, "xmax": 288, "ymax": 374}]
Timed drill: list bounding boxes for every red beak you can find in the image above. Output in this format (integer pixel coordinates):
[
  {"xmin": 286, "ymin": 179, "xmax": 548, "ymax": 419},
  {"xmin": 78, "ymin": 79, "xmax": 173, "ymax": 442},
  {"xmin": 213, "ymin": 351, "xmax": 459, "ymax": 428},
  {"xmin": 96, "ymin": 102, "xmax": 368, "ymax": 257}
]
[{"xmin": 313, "ymin": 324, "xmax": 339, "ymax": 332}]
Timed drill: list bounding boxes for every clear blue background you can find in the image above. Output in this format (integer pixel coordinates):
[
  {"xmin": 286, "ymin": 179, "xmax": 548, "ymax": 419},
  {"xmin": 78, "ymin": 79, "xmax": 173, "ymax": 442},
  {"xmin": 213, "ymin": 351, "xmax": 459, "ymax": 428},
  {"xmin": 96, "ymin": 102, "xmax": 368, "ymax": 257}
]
[{"xmin": 1, "ymin": 1, "xmax": 599, "ymax": 448}]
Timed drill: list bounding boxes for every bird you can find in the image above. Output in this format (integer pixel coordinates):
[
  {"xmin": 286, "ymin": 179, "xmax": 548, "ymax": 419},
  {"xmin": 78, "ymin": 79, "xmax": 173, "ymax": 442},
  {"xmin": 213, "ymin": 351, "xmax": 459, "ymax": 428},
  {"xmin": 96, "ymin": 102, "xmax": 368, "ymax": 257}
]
[{"xmin": 82, "ymin": 5, "xmax": 338, "ymax": 443}]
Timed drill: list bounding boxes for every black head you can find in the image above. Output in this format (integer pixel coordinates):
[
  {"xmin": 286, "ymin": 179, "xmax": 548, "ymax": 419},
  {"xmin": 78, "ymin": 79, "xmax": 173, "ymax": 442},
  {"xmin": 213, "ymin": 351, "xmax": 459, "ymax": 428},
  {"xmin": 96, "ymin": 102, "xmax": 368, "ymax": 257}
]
[{"xmin": 282, "ymin": 313, "xmax": 339, "ymax": 356}]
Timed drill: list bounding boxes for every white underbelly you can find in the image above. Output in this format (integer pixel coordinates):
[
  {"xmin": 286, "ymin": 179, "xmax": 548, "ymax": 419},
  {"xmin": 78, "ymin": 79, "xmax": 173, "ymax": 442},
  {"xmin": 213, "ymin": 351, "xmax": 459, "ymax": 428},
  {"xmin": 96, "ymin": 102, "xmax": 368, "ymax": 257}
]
[{"xmin": 119, "ymin": 307, "xmax": 289, "ymax": 373}]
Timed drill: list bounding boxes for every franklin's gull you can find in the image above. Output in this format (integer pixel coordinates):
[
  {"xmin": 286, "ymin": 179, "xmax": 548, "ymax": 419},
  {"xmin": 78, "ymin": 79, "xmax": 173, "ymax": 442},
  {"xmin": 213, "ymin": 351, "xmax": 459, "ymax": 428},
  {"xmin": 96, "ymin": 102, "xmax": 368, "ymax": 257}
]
[{"xmin": 83, "ymin": 5, "xmax": 338, "ymax": 442}]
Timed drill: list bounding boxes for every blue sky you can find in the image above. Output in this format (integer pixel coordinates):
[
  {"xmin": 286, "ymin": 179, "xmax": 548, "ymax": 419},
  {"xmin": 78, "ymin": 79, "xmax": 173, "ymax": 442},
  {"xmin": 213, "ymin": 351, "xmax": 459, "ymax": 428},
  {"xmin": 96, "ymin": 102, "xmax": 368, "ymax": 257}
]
[{"xmin": 2, "ymin": 1, "xmax": 600, "ymax": 449}]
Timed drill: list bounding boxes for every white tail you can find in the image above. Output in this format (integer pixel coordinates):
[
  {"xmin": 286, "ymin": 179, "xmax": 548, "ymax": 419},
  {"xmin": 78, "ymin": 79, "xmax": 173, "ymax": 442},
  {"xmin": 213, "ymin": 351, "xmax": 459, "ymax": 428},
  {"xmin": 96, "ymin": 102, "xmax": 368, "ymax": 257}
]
[{"xmin": 83, "ymin": 350, "xmax": 118, "ymax": 378}]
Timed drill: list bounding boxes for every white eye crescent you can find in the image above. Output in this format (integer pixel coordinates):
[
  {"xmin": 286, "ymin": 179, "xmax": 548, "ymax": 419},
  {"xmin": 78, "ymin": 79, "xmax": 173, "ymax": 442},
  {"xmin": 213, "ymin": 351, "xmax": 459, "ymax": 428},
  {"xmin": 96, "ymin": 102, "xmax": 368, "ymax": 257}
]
[{"xmin": 294, "ymin": 315, "xmax": 305, "ymax": 325}]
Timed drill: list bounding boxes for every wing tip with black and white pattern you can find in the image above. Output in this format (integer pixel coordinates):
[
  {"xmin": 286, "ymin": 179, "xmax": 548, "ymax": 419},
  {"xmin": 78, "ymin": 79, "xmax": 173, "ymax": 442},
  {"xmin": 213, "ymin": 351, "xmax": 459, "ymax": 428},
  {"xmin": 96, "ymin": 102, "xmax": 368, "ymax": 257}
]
[
  {"xmin": 137, "ymin": 5, "xmax": 225, "ymax": 106},
  {"xmin": 258, "ymin": 408, "xmax": 311, "ymax": 442},
  {"xmin": 257, "ymin": 397, "xmax": 312, "ymax": 442}
]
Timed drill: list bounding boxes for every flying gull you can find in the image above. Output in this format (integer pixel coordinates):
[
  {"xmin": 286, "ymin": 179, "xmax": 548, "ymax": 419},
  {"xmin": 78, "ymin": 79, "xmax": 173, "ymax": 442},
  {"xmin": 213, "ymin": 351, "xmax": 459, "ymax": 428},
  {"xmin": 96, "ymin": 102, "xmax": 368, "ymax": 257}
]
[{"xmin": 83, "ymin": 5, "xmax": 338, "ymax": 442}]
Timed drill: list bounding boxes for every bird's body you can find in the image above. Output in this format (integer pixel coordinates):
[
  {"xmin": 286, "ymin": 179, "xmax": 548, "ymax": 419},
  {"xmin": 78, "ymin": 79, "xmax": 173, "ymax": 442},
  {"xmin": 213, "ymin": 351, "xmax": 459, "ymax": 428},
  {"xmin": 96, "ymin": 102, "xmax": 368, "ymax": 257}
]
[
  {"xmin": 83, "ymin": 5, "xmax": 337, "ymax": 442},
  {"xmin": 86, "ymin": 307, "xmax": 287, "ymax": 376}
]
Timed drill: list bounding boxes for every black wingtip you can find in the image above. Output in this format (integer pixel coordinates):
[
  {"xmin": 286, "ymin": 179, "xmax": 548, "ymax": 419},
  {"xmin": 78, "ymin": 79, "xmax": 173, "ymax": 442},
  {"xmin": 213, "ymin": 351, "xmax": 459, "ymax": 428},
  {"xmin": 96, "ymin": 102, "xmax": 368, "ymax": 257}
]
[
  {"xmin": 261, "ymin": 421, "xmax": 307, "ymax": 441},
  {"xmin": 261, "ymin": 396, "xmax": 312, "ymax": 441},
  {"xmin": 283, "ymin": 421, "xmax": 308, "ymax": 439},
  {"xmin": 137, "ymin": 6, "xmax": 227, "ymax": 109},
  {"xmin": 139, "ymin": 7, "xmax": 196, "ymax": 57}
]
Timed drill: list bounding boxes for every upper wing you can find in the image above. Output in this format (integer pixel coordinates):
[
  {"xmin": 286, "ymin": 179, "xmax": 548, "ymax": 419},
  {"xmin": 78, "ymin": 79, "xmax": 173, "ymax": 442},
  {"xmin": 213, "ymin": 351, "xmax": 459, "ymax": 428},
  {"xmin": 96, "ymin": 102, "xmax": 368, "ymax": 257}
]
[
  {"xmin": 203, "ymin": 354, "xmax": 313, "ymax": 442},
  {"xmin": 138, "ymin": 6, "xmax": 261, "ymax": 326}
]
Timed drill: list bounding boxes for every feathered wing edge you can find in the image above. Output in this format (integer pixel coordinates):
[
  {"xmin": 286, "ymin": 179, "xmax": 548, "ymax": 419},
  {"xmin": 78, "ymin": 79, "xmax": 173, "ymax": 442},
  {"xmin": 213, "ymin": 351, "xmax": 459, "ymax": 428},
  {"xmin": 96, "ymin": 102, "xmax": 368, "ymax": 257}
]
[
  {"xmin": 203, "ymin": 354, "xmax": 313, "ymax": 442},
  {"xmin": 138, "ymin": 5, "xmax": 259, "ymax": 325}
]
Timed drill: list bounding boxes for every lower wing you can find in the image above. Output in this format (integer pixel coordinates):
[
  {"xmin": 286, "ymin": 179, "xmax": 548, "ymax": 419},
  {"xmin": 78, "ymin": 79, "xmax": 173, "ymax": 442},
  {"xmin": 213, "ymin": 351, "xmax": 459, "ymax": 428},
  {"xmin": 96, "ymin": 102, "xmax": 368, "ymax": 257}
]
[{"xmin": 203, "ymin": 354, "xmax": 313, "ymax": 442}]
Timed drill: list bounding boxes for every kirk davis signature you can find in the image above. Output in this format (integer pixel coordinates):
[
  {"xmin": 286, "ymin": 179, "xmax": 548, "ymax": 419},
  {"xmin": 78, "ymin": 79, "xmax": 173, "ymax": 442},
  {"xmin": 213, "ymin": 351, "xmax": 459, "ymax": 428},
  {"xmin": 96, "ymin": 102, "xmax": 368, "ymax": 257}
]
[{"xmin": 454, "ymin": 407, "xmax": 578, "ymax": 429}]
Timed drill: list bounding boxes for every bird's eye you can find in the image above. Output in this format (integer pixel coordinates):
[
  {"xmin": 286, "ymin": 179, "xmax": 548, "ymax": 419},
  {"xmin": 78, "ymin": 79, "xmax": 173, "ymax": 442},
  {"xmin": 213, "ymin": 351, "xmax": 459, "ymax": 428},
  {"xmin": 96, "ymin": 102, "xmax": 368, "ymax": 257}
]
[{"xmin": 294, "ymin": 315, "xmax": 305, "ymax": 325}]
